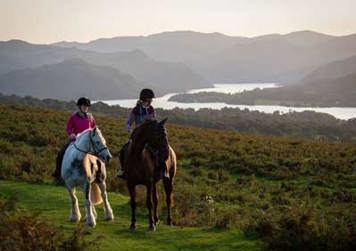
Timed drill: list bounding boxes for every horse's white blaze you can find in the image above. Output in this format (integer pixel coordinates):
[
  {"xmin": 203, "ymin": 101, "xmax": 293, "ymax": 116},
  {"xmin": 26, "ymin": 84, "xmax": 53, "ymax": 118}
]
[{"xmin": 61, "ymin": 128, "xmax": 114, "ymax": 227}]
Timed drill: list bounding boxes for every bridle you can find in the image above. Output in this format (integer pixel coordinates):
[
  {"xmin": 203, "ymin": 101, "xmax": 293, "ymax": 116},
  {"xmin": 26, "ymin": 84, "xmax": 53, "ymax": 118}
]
[{"xmin": 74, "ymin": 129, "xmax": 108, "ymax": 157}]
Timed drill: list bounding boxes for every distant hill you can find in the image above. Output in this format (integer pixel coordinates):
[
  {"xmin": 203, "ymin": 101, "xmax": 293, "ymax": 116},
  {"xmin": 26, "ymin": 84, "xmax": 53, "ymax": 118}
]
[
  {"xmin": 0, "ymin": 40, "xmax": 209, "ymax": 97},
  {"xmin": 170, "ymin": 71, "xmax": 356, "ymax": 107},
  {"xmin": 208, "ymin": 32, "xmax": 356, "ymax": 83},
  {"xmin": 0, "ymin": 59, "xmax": 143, "ymax": 101},
  {"xmin": 2, "ymin": 30, "xmax": 356, "ymax": 101},
  {"xmin": 170, "ymin": 52, "xmax": 356, "ymax": 107},
  {"xmin": 301, "ymin": 55, "xmax": 356, "ymax": 83},
  {"xmin": 52, "ymin": 30, "xmax": 356, "ymax": 83}
]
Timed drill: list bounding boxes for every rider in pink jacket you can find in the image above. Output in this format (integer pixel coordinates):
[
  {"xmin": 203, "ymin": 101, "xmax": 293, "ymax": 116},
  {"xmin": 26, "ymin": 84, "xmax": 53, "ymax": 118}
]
[
  {"xmin": 53, "ymin": 97, "xmax": 96, "ymax": 181},
  {"xmin": 66, "ymin": 108, "xmax": 96, "ymax": 137}
]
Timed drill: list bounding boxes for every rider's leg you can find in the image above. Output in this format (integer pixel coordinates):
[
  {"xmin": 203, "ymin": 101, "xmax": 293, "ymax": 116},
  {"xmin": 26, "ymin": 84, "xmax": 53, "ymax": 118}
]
[
  {"xmin": 117, "ymin": 140, "xmax": 130, "ymax": 179},
  {"xmin": 53, "ymin": 141, "xmax": 71, "ymax": 180}
]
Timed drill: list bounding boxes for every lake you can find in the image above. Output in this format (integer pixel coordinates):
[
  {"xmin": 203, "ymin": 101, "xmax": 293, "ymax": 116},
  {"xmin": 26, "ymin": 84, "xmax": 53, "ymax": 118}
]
[{"xmin": 100, "ymin": 83, "xmax": 356, "ymax": 120}]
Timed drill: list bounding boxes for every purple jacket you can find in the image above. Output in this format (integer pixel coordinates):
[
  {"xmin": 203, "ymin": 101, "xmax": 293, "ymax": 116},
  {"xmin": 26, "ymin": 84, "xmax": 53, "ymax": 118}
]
[{"xmin": 126, "ymin": 104, "xmax": 155, "ymax": 132}]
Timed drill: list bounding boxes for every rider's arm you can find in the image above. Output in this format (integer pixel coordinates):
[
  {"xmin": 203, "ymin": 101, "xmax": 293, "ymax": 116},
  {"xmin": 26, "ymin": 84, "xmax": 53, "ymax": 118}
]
[
  {"xmin": 147, "ymin": 106, "xmax": 156, "ymax": 120},
  {"xmin": 151, "ymin": 107, "xmax": 156, "ymax": 119},
  {"xmin": 66, "ymin": 113, "xmax": 77, "ymax": 139},
  {"xmin": 126, "ymin": 110, "xmax": 135, "ymax": 133},
  {"xmin": 89, "ymin": 114, "xmax": 96, "ymax": 128}
]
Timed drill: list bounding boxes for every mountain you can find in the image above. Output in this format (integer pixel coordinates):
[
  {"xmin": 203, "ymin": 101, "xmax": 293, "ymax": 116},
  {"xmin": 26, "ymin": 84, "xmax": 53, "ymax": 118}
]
[
  {"xmin": 0, "ymin": 40, "xmax": 208, "ymax": 95},
  {"xmin": 170, "ymin": 54, "xmax": 356, "ymax": 107},
  {"xmin": 301, "ymin": 55, "xmax": 356, "ymax": 83},
  {"xmin": 52, "ymin": 31, "xmax": 248, "ymax": 79},
  {"xmin": 280, "ymin": 30, "xmax": 334, "ymax": 47},
  {"xmin": 208, "ymin": 32, "xmax": 356, "ymax": 83},
  {"xmin": 2, "ymin": 30, "xmax": 356, "ymax": 99},
  {"xmin": 0, "ymin": 59, "xmax": 143, "ymax": 101},
  {"xmin": 53, "ymin": 31, "xmax": 247, "ymax": 58},
  {"xmin": 53, "ymin": 30, "xmax": 356, "ymax": 83},
  {"xmin": 75, "ymin": 49, "xmax": 208, "ymax": 94}
]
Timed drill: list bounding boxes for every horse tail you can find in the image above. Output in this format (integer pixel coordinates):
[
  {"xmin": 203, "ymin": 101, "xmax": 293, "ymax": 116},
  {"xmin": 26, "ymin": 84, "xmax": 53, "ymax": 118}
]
[
  {"xmin": 167, "ymin": 145, "xmax": 177, "ymax": 178},
  {"xmin": 90, "ymin": 182, "xmax": 103, "ymax": 205}
]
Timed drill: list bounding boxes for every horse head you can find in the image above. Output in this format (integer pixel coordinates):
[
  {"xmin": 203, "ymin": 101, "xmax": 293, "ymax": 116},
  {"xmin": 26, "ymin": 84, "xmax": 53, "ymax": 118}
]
[
  {"xmin": 90, "ymin": 127, "xmax": 112, "ymax": 162},
  {"xmin": 147, "ymin": 118, "xmax": 169, "ymax": 162}
]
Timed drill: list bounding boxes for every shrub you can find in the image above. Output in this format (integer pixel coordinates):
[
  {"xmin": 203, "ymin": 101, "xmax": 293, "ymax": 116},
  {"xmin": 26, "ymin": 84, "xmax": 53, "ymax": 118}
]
[{"xmin": 0, "ymin": 196, "xmax": 98, "ymax": 251}]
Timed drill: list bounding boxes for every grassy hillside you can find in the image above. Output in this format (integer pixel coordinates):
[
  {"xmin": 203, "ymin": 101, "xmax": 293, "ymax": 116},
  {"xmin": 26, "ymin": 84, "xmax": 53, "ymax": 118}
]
[
  {"xmin": 0, "ymin": 181, "xmax": 259, "ymax": 251},
  {"xmin": 0, "ymin": 104, "xmax": 355, "ymax": 250}
]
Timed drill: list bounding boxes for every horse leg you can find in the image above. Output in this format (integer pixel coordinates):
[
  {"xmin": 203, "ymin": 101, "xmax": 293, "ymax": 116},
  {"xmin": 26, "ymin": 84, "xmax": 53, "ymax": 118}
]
[
  {"xmin": 128, "ymin": 185, "xmax": 136, "ymax": 231},
  {"xmin": 84, "ymin": 181, "xmax": 96, "ymax": 227},
  {"xmin": 146, "ymin": 183, "xmax": 156, "ymax": 231},
  {"xmin": 98, "ymin": 181, "xmax": 114, "ymax": 221},
  {"xmin": 68, "ymin": 187, "xmax": 81, "ymax": 222},
  {"xmin": 163, "ymin": 177, "xmax": 173, "ymax": 225},
  {"xmin": 152, "ymin": 184, "xmax": 159, "ymax": 224},
  {"xmin": 92, "ymin": 204, "xmax": 97, "ymax": 220}
]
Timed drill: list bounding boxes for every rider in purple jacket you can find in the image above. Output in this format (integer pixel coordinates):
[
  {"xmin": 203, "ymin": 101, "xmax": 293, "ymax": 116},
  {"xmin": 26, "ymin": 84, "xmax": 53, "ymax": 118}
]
[
  {"xmin": 118, "ymin": 89, "xmax": 157, "ymax": 178},
  {"xmin": 126, "ymin": 89, "xmax": 156, "ymax": 133}
]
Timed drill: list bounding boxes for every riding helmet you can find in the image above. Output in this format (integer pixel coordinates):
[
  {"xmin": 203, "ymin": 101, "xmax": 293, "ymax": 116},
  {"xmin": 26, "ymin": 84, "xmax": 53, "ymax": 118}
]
[
  {"xmin": 139, "ymin": 89, "xmax": 155, "ymax": 101},
  {"xmin": 76, "ymin": 97, "xmax": 91, "ymax": 106}
]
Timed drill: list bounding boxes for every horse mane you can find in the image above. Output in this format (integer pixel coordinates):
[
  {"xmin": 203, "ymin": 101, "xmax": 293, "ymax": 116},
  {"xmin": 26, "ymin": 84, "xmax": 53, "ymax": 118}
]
[
  {"xmin": 76, "ymin": 128, "xmax": 93, "ymax": 139},
  {"xmin": 130, "ymin": 119, "xmax": 156, "ymax": 140}
]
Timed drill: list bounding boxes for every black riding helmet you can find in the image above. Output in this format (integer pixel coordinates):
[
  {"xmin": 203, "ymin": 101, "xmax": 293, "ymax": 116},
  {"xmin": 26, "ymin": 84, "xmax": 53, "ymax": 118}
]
[
  {"xmin": 76, "ymin": 97, "xmax": 91, "ymax": 106},
  {"xmin": 139, "ymin": 89, "xmax": 155, "ymax": 101}
]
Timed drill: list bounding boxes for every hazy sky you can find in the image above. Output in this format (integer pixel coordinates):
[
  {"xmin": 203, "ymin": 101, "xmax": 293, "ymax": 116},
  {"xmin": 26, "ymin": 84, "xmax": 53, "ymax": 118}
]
[{"xmin": 1, "ymin": 0, "xmax": 356, "ymax": 44}]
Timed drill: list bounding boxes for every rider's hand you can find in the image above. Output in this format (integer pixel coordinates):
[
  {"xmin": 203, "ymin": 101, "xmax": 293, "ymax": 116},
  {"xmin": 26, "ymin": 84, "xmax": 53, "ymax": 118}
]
[{"xmin": 69, "ymin": 133, "xmax": 76, "ymax": 140}]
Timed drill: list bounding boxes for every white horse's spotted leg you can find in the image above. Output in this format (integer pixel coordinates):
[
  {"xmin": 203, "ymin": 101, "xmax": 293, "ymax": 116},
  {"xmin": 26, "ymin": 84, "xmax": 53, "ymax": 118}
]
[
  {"xmin": 98, "ymin": 181, "xmax": 114, "ymax": 221},
  {"xmin": 68, "ymin": 187, "xmax": 81, "ymax": 222},
  {"xmin": 84, "ymin": 182, "xmax": 96, "ymax": 227}
]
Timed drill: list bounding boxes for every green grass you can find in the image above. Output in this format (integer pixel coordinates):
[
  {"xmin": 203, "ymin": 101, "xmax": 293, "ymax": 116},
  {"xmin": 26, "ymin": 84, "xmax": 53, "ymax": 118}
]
[{"xmin": 0, "ymin": 180, "xmax": 261, "ymax": 251}]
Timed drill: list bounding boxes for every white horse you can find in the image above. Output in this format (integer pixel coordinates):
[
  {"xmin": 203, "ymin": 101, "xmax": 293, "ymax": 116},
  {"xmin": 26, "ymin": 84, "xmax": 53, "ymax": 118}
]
[{"xmin": 61, "ymin": 127, "xmax": 114, "ymax": 227}]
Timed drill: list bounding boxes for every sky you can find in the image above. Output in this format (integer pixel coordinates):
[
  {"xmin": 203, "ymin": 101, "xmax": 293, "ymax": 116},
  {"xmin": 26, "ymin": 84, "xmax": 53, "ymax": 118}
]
[{"xmin": 1, "ymin": 0, "xmax": 356, "ymax": 44}]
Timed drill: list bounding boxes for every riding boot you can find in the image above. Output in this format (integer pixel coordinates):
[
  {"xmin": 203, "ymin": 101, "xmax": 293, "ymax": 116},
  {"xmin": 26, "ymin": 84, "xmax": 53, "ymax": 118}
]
[{"xmin": 117, "ymin": 141, "xmax": 130, "ymax": 179}]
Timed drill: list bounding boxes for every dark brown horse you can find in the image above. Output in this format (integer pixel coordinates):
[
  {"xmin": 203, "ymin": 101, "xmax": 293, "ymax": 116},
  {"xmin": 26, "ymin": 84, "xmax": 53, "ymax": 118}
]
[{"xmin": 119, "ymin": 118, "xmax": 177, "ymax": 231}]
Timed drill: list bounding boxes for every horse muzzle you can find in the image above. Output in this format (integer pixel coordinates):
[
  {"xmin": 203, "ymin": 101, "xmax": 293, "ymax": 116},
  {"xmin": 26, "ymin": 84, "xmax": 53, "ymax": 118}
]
[{"xmin": 99, "ymin": 150, "xmax": 112, "ymax": 162}]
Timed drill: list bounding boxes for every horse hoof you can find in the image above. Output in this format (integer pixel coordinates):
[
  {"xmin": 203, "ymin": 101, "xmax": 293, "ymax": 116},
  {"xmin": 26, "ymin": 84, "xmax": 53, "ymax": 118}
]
[
  {"xmin": 87, "ymin": 222, "xmax": 96, "ymax": 228},
  {"xmin": 69, "ymin": 215, "xmax": 81, "ymax": 222},
  {"xmin": 105, "ymin": 215, "xmax": 114, "ymax": 221},
  {"xmin": 129, "ymin": 225, "xmax": 136, "ymax": 232},
  {"xmin": 105, "ymin": 210, "xmax": 114, "ymax": 221},
  {"xmin": 86, "ymin": 219, "xmax": 96, "ymax": 227},
  {"xmin": 167, "ymin": 219, "xmax": 172, "ymax": 226},
  {"xmin": 148, "ymin": 225, "xmax": 156, "ymax": 231}
]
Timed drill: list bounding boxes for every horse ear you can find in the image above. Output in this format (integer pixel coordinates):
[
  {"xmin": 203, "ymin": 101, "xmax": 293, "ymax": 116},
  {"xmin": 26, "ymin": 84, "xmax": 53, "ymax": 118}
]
[{"xmin": 159, "ymin": 118, "xmax": 168, "ymax": 125}]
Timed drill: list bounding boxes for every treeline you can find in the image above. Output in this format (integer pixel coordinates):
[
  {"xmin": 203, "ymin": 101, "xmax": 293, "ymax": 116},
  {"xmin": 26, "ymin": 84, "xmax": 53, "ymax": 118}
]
[{"xmin": 1, "ymin": 93, "xmax": 356, "ymax": 141}]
